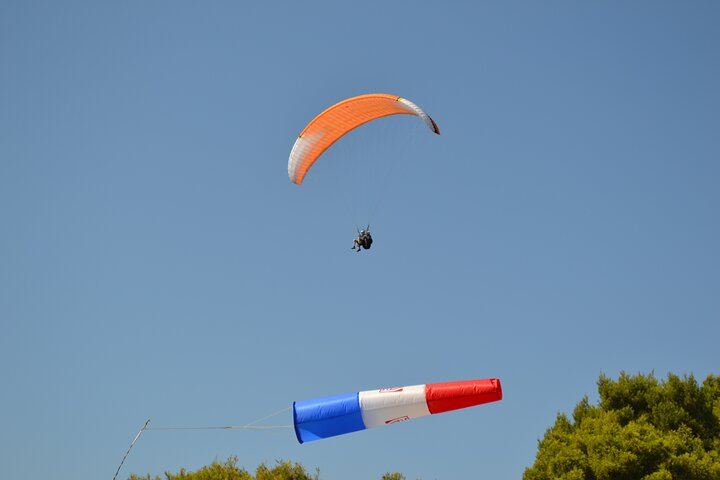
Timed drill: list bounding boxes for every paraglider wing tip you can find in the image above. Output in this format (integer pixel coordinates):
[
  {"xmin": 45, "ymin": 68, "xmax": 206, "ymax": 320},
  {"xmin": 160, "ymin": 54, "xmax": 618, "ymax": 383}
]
[{"xmin": 429, "ymin": 116, "xmax": 441, "ymax": 135}]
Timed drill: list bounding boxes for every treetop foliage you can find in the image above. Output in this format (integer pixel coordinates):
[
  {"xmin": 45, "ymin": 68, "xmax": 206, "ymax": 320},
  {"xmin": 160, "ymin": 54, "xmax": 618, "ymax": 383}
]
[
  {"xmin": 523, "ymin": 372, "xmax": 720, "ymax": 480},
  {"xmin": 128, "ymin": 457, "xmax": 318, "ymax": 480},
  {"xmin": 128, "ymin": 456, "xmax": 407, "ymax": 480}
]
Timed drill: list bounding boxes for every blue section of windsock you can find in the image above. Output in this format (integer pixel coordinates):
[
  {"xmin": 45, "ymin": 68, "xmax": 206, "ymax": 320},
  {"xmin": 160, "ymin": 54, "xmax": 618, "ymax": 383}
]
[{"xmin": 292, "ymin": 391, "xmax": 365, "ymax": 443}]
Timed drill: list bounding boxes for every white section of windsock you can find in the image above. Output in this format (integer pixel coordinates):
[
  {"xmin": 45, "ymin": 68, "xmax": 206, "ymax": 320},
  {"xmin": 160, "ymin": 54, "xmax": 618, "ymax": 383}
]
[{"xmin": 359, "ymin": 384, "xmax": 431, "ymax": 429}]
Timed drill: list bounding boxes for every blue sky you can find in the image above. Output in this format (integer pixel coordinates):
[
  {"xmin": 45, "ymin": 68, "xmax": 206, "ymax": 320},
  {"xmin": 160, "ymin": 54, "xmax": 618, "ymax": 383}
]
[{"xmin": 1, "ymin": 1, "xmax": 718, "ymax": 479}]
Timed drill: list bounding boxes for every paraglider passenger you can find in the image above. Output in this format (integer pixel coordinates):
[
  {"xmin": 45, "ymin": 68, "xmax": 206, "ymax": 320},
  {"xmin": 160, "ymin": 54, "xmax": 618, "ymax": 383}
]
[{"xmin": 352, "ymin": 229, "xmax": 373, "ymax": 252}]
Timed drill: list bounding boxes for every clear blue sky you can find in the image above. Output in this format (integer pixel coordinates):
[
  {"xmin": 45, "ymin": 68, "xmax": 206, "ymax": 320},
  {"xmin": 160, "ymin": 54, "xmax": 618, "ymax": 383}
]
[{"xmin": 1, "ymin": 1, "xmax": 718, "ymax": 479}]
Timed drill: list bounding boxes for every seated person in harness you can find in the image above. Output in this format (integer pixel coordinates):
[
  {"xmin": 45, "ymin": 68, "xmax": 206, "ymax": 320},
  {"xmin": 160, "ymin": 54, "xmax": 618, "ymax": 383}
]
[{"xmin": 352, "ymin": 228, "xmax": 373, "ymax": 252}]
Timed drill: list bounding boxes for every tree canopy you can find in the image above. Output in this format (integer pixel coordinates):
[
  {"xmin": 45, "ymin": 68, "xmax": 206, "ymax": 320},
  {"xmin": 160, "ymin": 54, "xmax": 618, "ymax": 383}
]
[
  {"xmin": 523, "ymin": 372, "xmax": 720, "ymax": 480},
  {"xmin": 129, "ymin": 456, "xmax": 406, "ymax": 480}
]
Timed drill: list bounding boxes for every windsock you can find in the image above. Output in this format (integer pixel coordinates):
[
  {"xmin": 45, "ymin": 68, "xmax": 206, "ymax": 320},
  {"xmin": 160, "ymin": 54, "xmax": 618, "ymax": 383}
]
[{"xmin": 293, "ymin": 378, "xmax": 502, "ymax": 443}]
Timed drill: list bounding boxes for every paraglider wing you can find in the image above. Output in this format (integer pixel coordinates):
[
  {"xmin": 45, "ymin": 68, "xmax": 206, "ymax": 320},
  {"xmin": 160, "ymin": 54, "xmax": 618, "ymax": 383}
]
[
  {"xmin": 292, "ymin": 378, "xmax": 501, "ymax": 443},
  {"xmin": 288, "ymin": 93, "xmax": 440, "ymax": 185}
]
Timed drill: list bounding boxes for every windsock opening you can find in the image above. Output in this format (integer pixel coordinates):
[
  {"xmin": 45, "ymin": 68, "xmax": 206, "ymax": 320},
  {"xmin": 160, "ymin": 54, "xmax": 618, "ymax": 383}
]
[{"xmin": 293, "ymin": 392, "xmax": 365, "ymax": 444}]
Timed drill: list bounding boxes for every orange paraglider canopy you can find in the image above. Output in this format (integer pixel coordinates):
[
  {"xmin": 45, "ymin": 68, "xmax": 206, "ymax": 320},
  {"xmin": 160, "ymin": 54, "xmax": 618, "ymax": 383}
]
[{"xmin": 288, "ymin": 93, "xmax": 440, "ymax": 185}]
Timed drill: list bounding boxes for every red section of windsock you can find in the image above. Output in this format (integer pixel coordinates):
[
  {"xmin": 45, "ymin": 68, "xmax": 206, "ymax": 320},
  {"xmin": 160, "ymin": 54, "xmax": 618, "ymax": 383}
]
[{"xmin": 425, "ymin": 378, "xmax": 502, "ymax": 414}]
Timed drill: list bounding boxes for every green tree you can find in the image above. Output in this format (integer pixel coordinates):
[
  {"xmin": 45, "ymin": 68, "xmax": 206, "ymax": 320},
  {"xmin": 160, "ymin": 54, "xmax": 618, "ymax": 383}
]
[
  {"xmin": 129, "ymin": 457, "xmax": 318, "ymax": 480},
  {"xmin": 128, "ymin": 457, "xmax": 410, "ymax": 480},
  {"xmin": 380, "ymin": 473, "xmax": 406, "ymax": 480},
  {"xmin": 524, "ymin": 372, "xmax": 720, "ymax": 480}
]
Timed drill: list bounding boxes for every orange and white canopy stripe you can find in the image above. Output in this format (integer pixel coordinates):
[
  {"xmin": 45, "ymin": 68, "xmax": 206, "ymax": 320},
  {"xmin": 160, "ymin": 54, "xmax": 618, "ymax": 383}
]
[{"xmin": 288, "ymin": 93, "xmax": 440, "ymax": 185}]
